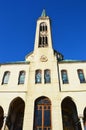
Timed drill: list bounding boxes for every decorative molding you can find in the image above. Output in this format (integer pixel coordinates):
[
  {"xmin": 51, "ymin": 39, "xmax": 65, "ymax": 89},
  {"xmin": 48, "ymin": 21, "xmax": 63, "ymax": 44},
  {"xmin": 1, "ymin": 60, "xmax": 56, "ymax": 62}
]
[{"xmin": 40, "ymin": 55, "xmax": 48, "ymax": 62}]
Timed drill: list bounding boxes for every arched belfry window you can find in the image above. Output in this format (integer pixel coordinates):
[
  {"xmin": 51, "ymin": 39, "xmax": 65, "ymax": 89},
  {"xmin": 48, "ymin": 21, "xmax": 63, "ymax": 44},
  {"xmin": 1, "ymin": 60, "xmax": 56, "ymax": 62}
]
[
  {"xmin": 39, "ymin": 36, "xmax": 48, "ymax": 47},
  {"xmin": 2, "ymin": 71, "xmax": 10, "ymax": 84},
  {"xmin": 35, "ymin": 70, "xmax": 42, "ymax": 83},
  {"xmin": 77, "ymin": 69, "xmax": 85, "ymax": 83},
  {"xmin": 33, "ymin": 97, "xmax": 52, "ymax": 130},
  {"xmin": 39, "ymin": 22, "xmax": 48, "ymax": 48},
  {"xmin": 61, "ymin": 70, "xmax": 69, "ymax": 84},
  {"xmin": 40, "ymin": 22, "xmax": 47, "ymax": 32},
  {"xmin": 18, "ymin": 71, "xmax": 26, "ymax": 84},
  {"xmin": 44, "ymin": 69, "xmax": 51, "ymax": 83}
]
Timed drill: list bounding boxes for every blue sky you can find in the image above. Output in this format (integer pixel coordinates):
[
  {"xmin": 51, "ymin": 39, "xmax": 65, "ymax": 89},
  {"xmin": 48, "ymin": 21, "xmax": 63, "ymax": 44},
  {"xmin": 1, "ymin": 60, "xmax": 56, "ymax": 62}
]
[{"xmin": 0, "ymin": 0, "xmax": 86, "ymax": 62}]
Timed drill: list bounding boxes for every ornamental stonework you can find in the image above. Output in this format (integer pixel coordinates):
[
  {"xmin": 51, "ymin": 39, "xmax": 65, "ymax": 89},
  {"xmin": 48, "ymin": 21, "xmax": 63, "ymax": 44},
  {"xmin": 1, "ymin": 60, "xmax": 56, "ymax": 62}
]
[{"xmin": 40, "ymin": 55, "xmax": 48, "ymax": 62}]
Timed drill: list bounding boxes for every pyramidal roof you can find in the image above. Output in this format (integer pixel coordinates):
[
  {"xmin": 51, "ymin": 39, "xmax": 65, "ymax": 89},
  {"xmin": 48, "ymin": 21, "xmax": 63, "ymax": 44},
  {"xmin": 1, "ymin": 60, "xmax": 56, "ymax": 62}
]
[{"xmin": 41, "ymin": 9, "xmax": 47, "ymax": 17}]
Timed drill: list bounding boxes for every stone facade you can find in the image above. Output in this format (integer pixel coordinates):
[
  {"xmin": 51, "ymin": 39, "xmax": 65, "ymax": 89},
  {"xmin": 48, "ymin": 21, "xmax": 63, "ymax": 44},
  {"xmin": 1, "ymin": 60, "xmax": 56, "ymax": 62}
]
[{"xmin": 0, "ymin": 10, "xmax": 86, "ymax": 130}]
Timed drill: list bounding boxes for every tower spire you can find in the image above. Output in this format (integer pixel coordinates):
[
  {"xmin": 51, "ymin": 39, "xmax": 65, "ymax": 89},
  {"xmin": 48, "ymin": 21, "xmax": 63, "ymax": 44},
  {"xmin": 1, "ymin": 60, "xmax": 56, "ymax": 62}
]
[
  {"xmin": 41, "ymin": 9, "xmax": 47, "ymax": 17},
  {"xmin": 34, "ymin": 9, "xmax": 53, "ymax": 51}
]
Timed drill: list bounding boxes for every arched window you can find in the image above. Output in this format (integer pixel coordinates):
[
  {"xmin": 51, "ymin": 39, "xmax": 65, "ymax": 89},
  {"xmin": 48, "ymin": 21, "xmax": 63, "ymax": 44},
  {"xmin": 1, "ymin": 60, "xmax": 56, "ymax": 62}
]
[
  {"xmin": 39, "ymin": 36, "xmax": 48, "ymax": 47},
  {"xmin": 18, "ymin": 71, "xmax": 26, "ymax": 84},
  {"xmin": 77, "ymin": 69, "xmax": 85, "ymax": 83},
  {"xmin": 2, "ymin": 71, "xmax": 10, "ymax": 84},
  {"xmin": 61, "ymin": 70, "xmax": 68, "ymax": 84},
  {"xmin": 39, "ymin": 22, "xmax": 48, "ymax": 48},
  {"xmin": 35, "ymin": 70, "xmax": 42, "ymax": 83},
  {"xmin": 44, "ymin": 69, "xmax": 51, "ymax": 83},
  {"xmin": 40, "ymin": 22, "xmax": 47, "ymax": 32},
  {"xmin": 33, "ymin": 97, "xmax": 52, "ymax": 130}
]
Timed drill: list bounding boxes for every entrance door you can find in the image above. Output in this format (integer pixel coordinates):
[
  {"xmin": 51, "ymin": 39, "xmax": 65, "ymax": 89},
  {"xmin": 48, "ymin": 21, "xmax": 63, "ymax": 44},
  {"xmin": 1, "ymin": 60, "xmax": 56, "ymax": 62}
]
[{"xmin": 34, "ymin": 97, "xmax": 51, "ymax": 130}]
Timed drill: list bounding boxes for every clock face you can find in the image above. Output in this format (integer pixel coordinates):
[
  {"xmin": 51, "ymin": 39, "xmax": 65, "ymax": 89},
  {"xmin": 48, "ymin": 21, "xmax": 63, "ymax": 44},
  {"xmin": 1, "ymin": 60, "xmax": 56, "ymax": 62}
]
[{"xmin": 40, "ymin": 55, "xmax": 48, "ymax": 62}]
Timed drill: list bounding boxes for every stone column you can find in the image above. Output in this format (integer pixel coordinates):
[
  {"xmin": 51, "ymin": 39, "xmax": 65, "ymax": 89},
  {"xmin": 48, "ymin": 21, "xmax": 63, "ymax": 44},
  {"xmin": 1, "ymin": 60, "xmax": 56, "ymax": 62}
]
[
  {"xmin": 79, "ymin": 115, "xmax": 84, "ymax": 130},
  {"xmin": 23, "ymin": 96, "xmax": 34, "ymax": 130},
  {"xmin": 1, "ymin": 114, "xmax": 7, "ymax": 130},
  {"xmin": 52, "ymin": 98, "xmax": 63, "ymax": 130}
]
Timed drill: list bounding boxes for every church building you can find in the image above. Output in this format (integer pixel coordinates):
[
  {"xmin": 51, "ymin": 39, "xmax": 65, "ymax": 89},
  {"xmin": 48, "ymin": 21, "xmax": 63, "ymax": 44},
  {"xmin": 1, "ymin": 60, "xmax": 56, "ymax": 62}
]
[{"xmin": 0, "ymin": 10, "xmax": 86, "ymax": 130}]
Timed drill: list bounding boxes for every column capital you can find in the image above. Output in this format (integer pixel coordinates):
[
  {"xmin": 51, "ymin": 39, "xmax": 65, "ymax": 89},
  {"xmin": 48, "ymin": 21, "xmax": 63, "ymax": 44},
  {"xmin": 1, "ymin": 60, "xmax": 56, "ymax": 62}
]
[
  {"xmin": 4, "ymin": 114, "xmax": 8, "ymax": 118},
  {"xmin": 79, "ymin": 114, "xmax": 84, "ymax": 130},
  {"xmin": 79, "ymin": 114, "xmax": 83, "ymax": 119}
]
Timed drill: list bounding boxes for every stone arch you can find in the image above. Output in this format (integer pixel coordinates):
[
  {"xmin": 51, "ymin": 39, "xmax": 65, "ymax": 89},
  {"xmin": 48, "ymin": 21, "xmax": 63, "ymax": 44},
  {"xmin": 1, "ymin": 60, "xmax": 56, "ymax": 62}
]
[
  {"xmin": 40, "ymin": 22, "xmax": 47, "ymax": 32},
  {"xmin": 61, "ymin": 96, "xmax": 82, "ymax": 130},
  {"xmin": 83, "ymin": 107, "xmax": 86, "ymax": 129},
  {"xmin": 33, "ymin": 96, "xmax": 51, "ymax": 130},
  {"xmin": 6, "ymin": 97, "xmax": 25, "ymax": 130},
  {"xmin": 0, "ymin": 106, "xmax": 4, "ymax": 129}
]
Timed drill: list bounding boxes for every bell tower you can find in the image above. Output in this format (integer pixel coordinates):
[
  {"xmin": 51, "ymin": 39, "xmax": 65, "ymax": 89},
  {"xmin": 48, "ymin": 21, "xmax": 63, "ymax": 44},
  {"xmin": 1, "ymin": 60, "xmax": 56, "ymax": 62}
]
[
  {"xmin": 26, "ymin": 9, "xmax": 63, "ymax": 62},
  {"xmin": 34, "ymin": 9, "xmax": 53, "ymax": 51}
]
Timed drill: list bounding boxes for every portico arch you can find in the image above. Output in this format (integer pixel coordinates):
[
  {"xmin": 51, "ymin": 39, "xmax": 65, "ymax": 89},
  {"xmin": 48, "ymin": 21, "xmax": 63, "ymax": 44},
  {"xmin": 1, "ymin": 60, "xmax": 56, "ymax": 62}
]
[
  {"xmin": 83, "ymin": 107, "xmax": 86, "ymax": 129},
  {"xmin": 6, "ymin": 97, "xmax": 25, "ymax": 130},
  {"xmin": 0, "ymin": 106, "xmax": 4, "ymax": 129},
  {"xmin": 61, "ymin": 97, "xmax": 81, "ymax": 130}
]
